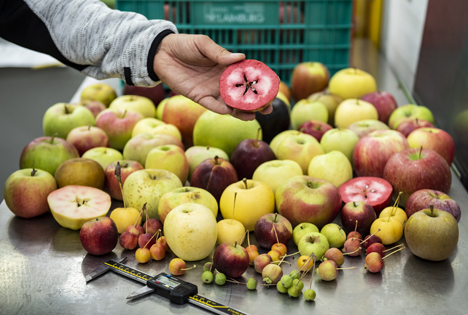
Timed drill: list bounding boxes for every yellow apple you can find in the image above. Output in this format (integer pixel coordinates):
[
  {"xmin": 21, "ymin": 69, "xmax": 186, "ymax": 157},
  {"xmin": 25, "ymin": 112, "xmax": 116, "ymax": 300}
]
[
  {"xmin": 217, "ymin": 219, "xmax": 246, "ymax": 245},
  {"xmin": 379, "ymin": 206, "xmax": 408, "ymax": 227},
  {"xmin": 110, "ymin": 207, "xmax": 142, "ymax": 234},
  {"xmin": 220, "ymin": 179, "xmax": 275, "ymax": 231},
  {"xmin": 370, "ymin": 217, "xmax": 403, "ymax": 245},
  {"xmin": 334, "ymin": 99, "xmax": 378, "ymax": 129},
  {"xmin": 308, "ymin": 151, "xmax": 352, "ymax": 187},
  {"xmin": 145, "ymin": 145, "xmax": 189, "ymax": 184},
  {"xmin": 329, "ymin": 68, "xmax": 377, "ymax": 100},
  {"xmin": 131, "ymin": 117, "xmax": 165, "ymax": 137}
]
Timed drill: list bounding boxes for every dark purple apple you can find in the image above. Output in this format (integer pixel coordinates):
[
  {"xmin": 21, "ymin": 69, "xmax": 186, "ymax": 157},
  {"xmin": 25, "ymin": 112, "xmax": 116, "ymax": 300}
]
[
  {"xmin": 213, "ymin": 242, "xmax": 249, "ymax": 278},
  {"xmin": 383, "ymin": 148, "xmax": 452, "ymax": 207},
  {"xmin": 255, "ymin": 97, "xmax": 290, "ymax": 144},
  {"xmin": 190, "ymin": 156, "xmax": 238, "ymax": 201},
  {"xmin": 298, "ymin": 120, "xmax": 333, "ymax": 142},
  {"xmin": 360, "ymin": 91, "xmax": 398, "ymax": 124},
  {"xmin": 396, "ymin": 118, "xmax": 434, "ymax": 137},
  {"xmin": 123, "ymin": 84, "xmax": 166, "ymax": 108},
  {"xmin": 405, "ymin": 189, "xmax": 461, "ymax": 222},
  {"xmin": 254, "ymin": 213, "xmax": 293, "ymax": 249},
  {"xmin": 362, "ymin": 234, "xmax": 382, "ymax": 249},
  {"xmin": 138, "ymin": 232, "xmax": 156, "ymax": 249},
  {"xmin": 80, "ymin": 217, "xmax": 118, "ymax": 255},
  {"xmin": 230, "ymin": 132, "xmax": 276, "ymax": 180},
  {"xmin": 341, "ymin": 201, "xmax": 376, "ymax": 236}
]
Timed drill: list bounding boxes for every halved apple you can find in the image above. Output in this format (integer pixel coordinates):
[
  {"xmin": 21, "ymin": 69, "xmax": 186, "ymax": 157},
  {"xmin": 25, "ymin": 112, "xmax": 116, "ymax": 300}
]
[{"xmin": 48, "ymin": 185, "xmax": 111, "ymax": 230}]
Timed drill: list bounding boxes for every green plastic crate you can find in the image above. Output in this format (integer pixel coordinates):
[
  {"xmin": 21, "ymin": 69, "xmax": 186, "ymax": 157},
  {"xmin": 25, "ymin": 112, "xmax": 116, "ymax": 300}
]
[{"xmin": 116, "ymin": 0, "xmax": 353, "ymax": 84}]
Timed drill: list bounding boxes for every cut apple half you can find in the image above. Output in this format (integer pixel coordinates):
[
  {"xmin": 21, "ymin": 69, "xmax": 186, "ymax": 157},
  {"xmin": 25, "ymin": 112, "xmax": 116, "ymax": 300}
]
[
  {"xmin": 339, "ymin": 177, "xmax": 393, "ymax": 215},
  {"xmin": 48, "ymin": 185, "xmax": 112, "ymax": 230}
]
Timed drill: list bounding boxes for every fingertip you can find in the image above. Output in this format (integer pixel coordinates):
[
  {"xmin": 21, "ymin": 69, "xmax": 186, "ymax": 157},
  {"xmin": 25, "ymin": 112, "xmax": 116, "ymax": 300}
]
[
  {"xmin": 260, "ymin": 104, "xmax": 273, "ymax": 115},
  {"xmin": 231, "ymin": 109, "xmax": 255, "ymax": 121},
  {"xmin": 220, "ymin": 53, "xmax": 246, "ymax": 66}
]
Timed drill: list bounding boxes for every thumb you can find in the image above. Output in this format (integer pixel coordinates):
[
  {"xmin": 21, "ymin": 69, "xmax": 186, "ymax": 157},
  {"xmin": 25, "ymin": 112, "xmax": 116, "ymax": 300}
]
[{"xmin": 196, "ymin": 35, "xmax": 245, "ymax": 66}]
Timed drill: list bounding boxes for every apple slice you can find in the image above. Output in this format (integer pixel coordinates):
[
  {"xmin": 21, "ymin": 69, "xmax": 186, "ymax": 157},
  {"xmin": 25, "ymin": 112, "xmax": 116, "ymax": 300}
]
[
  {"xmin": 339, "ymin": 177, "xmax": 393, "ymax": 215},
  {"xmin": 48, "ymin": 185, "xmax": 112, "ymax": 230}
]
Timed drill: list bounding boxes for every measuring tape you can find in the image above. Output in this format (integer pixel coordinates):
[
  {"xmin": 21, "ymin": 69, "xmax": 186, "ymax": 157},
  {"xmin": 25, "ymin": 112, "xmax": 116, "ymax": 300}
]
[{"xmin": 85, "ymin": 257, "xmax": 249, "ymax": 315}]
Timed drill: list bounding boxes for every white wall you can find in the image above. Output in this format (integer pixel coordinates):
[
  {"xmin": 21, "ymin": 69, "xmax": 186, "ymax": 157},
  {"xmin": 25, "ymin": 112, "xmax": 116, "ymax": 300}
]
[{"xmin": 381, "ymin": 0, "xmax": 428, "ymax": 93}]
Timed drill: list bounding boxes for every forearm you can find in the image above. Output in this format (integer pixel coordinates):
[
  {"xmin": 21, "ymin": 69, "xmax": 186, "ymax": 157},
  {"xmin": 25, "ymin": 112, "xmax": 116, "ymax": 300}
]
[{"xmin": 0, "ymin": 0, "xmax": 177, "ymax": 86}]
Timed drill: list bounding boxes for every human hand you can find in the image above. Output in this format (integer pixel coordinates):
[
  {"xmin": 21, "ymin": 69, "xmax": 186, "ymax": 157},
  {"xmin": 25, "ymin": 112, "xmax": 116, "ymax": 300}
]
[{"xmin": 153, "ymin": 34, "xmax": 273, "ymax": 121}]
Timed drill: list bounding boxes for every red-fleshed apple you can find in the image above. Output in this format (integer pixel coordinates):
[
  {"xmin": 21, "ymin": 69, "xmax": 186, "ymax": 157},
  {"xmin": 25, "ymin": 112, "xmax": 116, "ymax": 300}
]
[
  {"xmin": 213, "ymin": 242, "xmax": 250, "ymax": 278},
  {"xmin": 341, "ymin": 201, "xmax": 376, "ymax": 236},
  {"xmin": 66, "ymin": 126, "xmax": 109, "ymax": 156},
  {"xmin": 348, "ymin": 119, "xmax": 389, "ymax": 138},
  {"xmin": 298, "ymin": 120, "xmax": 333, "ymax": 142},
  {"xmin": 161, "ymin": 95, "xmax": 207, "ymax": 148},
  {"xmin": 407, "ymin": 127, "xmax": 456, "ymax": 165},
  {"xmin": 290, "ymin": 62, "xmax": 330, "ymax": 101},
  {"xmin": 307, "ymin": 91, "xmax": 343, "ymax": 126},
  {"xmin": 254, "ymin": 213, "xmax": 293, "ymax": 249},
  {"xmin": 96, "ymin": 109, "xmax": 143, "ymax": 150},
  {"xmin": 4, "ymin": 168, "xmax": 57, "ymax": 218},
  {"xmin": 405, "ymin": 189, "xmax": 461, "ymax": 222},
  {"xmin": 383, "ymin": 148, "xmax": 451, "ymax": 207},
  {"xmin": 104, "ymin": 160, "xmax": 144, "ymax": 200},
  {"xmin": 360, "ymin": 91, "xmax": 398, "ymax": 124},
  {"xmin": 388, "ymin": 104, "xmax": 434, "ymax": 130},
  {"xmin": 80, "ymin": 83, "xmax": 117, "ymax": 107},
  {"xmin": 80, "ymin": 217, "xmax": 119, "ymax": 255},
  {"xmin": 339, "ymin": 177, "xmax": 393, "ymax": 215},
  {"xmin": 19, "ymin": 136, "xmax": 80, "ymax": 176},
  {"xmin": 191, "ymin": 156, "xmax": 238, "ymax": 202},
  {"xmin": 396, "ymin": 119, "xmax": 434, "ymax": 137},
  {"xmin": 329, "ymin": 68, "xmax": 377, "ymax": 100},
  {"xmin": 123, "ymin": 83, "xmax": 166, "ymax": 108},
  {"xmin": 353, "ymin": 130, "xmax": 409, "ymax": 178},
  {"xmin": 276, "ymin": 176, "xmax": 342, "ymax": 228}
]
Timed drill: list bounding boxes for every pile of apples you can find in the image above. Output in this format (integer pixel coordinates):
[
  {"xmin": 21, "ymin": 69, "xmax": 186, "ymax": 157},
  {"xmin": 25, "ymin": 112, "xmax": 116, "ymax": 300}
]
[{"xmin": 2, "ymin": 60, "xmax": 462, "ymax": 302}]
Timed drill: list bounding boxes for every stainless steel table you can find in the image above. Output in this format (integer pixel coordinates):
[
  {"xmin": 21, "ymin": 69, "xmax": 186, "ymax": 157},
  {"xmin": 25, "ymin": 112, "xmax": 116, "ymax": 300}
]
[{"xmin": 1, "ymin": 39, "xmax": 467, "ymax": 315}]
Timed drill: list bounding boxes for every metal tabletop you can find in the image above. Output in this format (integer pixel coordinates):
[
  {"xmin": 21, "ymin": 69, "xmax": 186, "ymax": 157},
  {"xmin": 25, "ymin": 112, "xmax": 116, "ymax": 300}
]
[{"xmin": 1, "ymin": 39, "xmax": 467, "ymax": 315}]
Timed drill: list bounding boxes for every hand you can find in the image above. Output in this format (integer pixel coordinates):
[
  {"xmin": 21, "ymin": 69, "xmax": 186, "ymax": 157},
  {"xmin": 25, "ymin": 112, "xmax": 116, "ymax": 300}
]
[{"xmin": 153, "ymin": 34, "xmax": 273, "ymax": 121}]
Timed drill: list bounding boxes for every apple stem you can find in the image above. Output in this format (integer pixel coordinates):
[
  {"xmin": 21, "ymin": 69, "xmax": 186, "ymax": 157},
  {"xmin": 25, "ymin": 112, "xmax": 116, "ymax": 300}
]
[
  {"xmin": 283, "ymin": 251, "xmax": 301, "ymax": 258},
  {"xmin": 360, "ymin": 229, "xmax": 381, "ymax": 244},
  {"xmin": 383, "ymin": 244, "xmax": 404, "ymax": 253},
  {"xmin": 143, "ymin": 229, "xmax": 160, "ymax": 248},
  {"xmin": 353, "ymin": 201, "xmax": 358, "ymax": 207},
  {"xmin": 115, "ymin": 161, "xmax": 126, "ymax": 208},
  {"xmin": 206, "ymin": 146, "xmax": 210, "ymax": 150},
  {"xmin": 231, "ymin": 192, "xmax": 237, "ymax": 226},
  {"xmin": 122, "ymin": 109, "xmax": 127, "ymax": 118},
  {"xmin": 343, "ymin": 246, "xmax": 362, "ymax": 256},
  {"xmin": 415, "ymin": 118, "xmax": 419, "ymax": 125},
  {"xmin": 88, "ymin": 125, "xmax": 91, "ymax": 131},
  {"xmin": 277, "ymin": 253, "xmax": 287, "ymax": 267},
  {"xmin": 336, "ymin": 267, "xmax": 356, "ymax": 270},
  {"xmin": 430, "ymin": 204, "xmax": 434, "ymax": 217},
  {"xmin": 142, "ymin": 203, "xmax": 148, "ymax": 233},
  {"xmin": 354, "ymin": 220, "xmax": 358, "ymax": 234},
  {"xmin": 242, "ymin": 178, "xmax": 248, "ymax": 190},
  {"xmin": 309, "ymin": 255, "xmax": 316, "ymax": 289},
  {"xmin": 273, "ymin": 225, "xmax": 280, "ymax": 244},
  {"xmin": 419, "ymin": 146, "xmax": 423, "ymax": 160},
  {"xmin": 254, "ymin": 128, "xmax": 261, "ymax": 147},
  {"xmin": 382, "ymin": 245, "xmax": 405, "ymax": 259},
  {"xmin": 50, "ymin": 133, "xmax": 58, "ymax": 144},
  {"xmin": 31, "ymin": 168, "xmax": 37, "ymax": 177},
  {"xmin": 246, "ymin": 230, "xmax": 251, "ymax": 249},
  {"xmin": 214, "ymin": 155, "xmax": 219, "ymax": 165},
  {"xmin": 180, "ymin": 265, "xmax": 197, "ymax": 271},
  {"xmin": 388, "ymin": 192, "xmax": 402, "ymax": 222},
  {"xmin": 133, "ymin": 209, "xmax": 143, "ymax": 227},
  {"xmin": 64, "ymin": 104, "xmax": 69, "ymax": 114},
  {"xmin": 297, "ymin": 253, "xmax": 315, "ymax": 275}
]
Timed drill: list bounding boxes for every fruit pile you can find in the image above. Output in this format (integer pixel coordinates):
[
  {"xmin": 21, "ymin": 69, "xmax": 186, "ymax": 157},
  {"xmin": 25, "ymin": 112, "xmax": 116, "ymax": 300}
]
[{"xmin": 3, "ymin": 60, "xmax": 461, "ymax": 303}]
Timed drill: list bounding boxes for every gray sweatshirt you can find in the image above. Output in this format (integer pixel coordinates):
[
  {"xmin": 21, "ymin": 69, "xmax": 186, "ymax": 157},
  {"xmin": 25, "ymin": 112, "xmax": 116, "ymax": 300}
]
[{"xmin": 0, "ymin": 0, "xmax": 178, "ymax": 86}]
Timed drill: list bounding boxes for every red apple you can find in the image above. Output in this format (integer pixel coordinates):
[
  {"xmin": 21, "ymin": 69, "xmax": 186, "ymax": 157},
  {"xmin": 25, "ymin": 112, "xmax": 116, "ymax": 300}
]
[
  {"xmin": 66, "ymin": 126, "xmax": 110, "ymax": 156},
  {"xmin": 360, "ymin": 91, "xmax": 398, "ymax": 124},
  {"xmin": 119, "ymin": 231, "xmax": 138, "ymax": 250},
  {"xmin": 213, "ymin": 242, "xmax": 249, "ymax": 278},
  {"xmin": 142, "ymin": 218, "xmax": 163, "ymax": 235},
  {"xmin": 138, "ymin": 232, "xmax": 156, "ymax": 249},
  {"xmin": 276, "ymin": 176, "xmax": 342, "ymax": 228},
  {"xmin": 4, "ymin": 168, "xmax": 57, "ymax": 218},
  {"xmin": 362, "ymin": 234, "xmax": 382, "ymax": 250},
  {"xmin": 341, "ymin": 201, "xmax": 376, "ymax": 236},
  {"xmin": 190, "ymin": 156, "xmax": 238, "ymax": 201},
  {"xmin": 96, "ymin": 109, "xmax": 144, "ymax": 151},
  {"xmin": 407, "ymin": 127, "xmax": 456, "ymax": 165},
  {"xmin": 405, "ymin": 189, "xmax": 461, "ymax": 222},
  {"xmin": 254, "ymin": 213, "xmax": 293, "ymax": 249},
  {"xmin": 383, "ymin": 148, "xmax": 452, "ymax": 207},
  {"xmin": 396, "ymin": 119, "xmax": 434, "ymax": 137},
  {"xmin": 123, "ymin": 83, "xmax": 166, "ymax": 108},
  {"xmin": 104, "ymin": 160, "xmax": 144, "ymax": 200},
  {"xmin": 80, "ymin": 217, "xmax": 119, "ymax": 255},
  {"xmin": 290, "ymin": 62, "xmax": 330, "ymax": 101},
  {"xmin": 79, "ymin": 100, "xmax": 107, "ymax": 118},
  {"xmin": 298, "ymin": 120, "xmax": 333, "ymax": 142},
  {"xmin": 253, "ymin": 253, "xmax": 273, "ymax": 273},
  {"xmin": 353, "ymin": 130, "xmax": 409, "ymax": 178},
  {"xmin": 339, "ymin": 177, "xmax": 393, "ymax": 215}
]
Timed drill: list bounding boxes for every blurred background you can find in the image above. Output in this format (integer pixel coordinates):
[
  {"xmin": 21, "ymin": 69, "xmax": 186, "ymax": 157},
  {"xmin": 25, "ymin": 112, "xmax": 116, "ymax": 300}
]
[{"xmin": 1, "ymin": 0, "xmax": 468, "ymax": 199}]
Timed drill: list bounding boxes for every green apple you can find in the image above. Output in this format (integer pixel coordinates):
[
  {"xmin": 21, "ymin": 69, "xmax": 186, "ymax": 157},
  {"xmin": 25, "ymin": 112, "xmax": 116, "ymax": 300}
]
[
  {"xmin": 329, "ymin": 68, "xmax": 377, "ymax": 100},
  {"xmin": 217, "ymin": 219, "xmax": 246, "ymax": 245},
  {"xmin": 308, "ymin": 151, "xmax": 352, "ymax": 187},
  {"xmin": 122, "ymin": 169, "xmax": 183, "ymax": 219},
  {"xmin": 291, "ymin": 100, "xmax": 328, "ymax": 130},
  {"xmin": 164, "ymin": 203, "xmax": 218, "ymax": 261},
  {"xmin": 297, "ymin": 232, "xmax": 330, "ymax": 259},
  {"xmin": 269, "ymin": 130, "xmax": 302, "ymax": 153},
  {"xmin": 307, "ymin": 91, "xmax": 343, "ymax": 126},
  {"xmin": 320, "ymin": 223, "xmax": 346, "ymax": 248},
  {"xmin": 156, "ymin": 98, "xmax": 169, "ymax": 120},
  {"xmin": 274, "ymin": 133, "xmax": 324, "ymax": 174},
  {"xmin": 82, "ymin": 147, "xmax": 123, "ymax": 170},
  {"xmin": 320, "ymin": 128, "xmax": 359, "ymax": 163},
  {"xmin": 193, "ymin": 111, "xmax": 262, "ymax": 156},
  {"xmin": 334, "ymin": 99, "xmax": 378, "ymax": 129},
  {"xmin": 185, "ymin": 146, "xmax": 229, "ymax": 180},
  {"xmin": 348, "ymin": 119, "xmax": 390, "ymax": 138},
  {"xmin": 252, "ymin": 160, "xmax": 303, "ymax": 195},
  {"xmin": 388, "ymin": 104, "xmax": 434, "ymax": 130},
  {"xmin": 145, "ymin": 145, "xmax": 189, "ymax": 184},
  {"xmin": 292, "ymin": 223, "xmax": 320, "ymax": 245},
  {"xmin": 43, "ymin": 103, "xmax": 95, "ymax": 139},
  {"xmin": 109, "ymin": 95, "xmax": 156, "ymax": 118},
  {"xmin": 132, "ymin": 117, "xmax": 166, "ymax": 137},
  {"xmin": 80, "ymin": 83, "xmax": 117, "ymax": 107},
  {"xmin": 158, "ymin": 187, "xmax": 218, "ymax": 224}
]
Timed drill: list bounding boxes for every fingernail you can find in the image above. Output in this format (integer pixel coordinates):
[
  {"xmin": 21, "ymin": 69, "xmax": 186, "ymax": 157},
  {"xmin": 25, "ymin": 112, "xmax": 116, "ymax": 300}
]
[{"xmin": 230, "ymin": 53, "xmax": 245, "ymax": 58}]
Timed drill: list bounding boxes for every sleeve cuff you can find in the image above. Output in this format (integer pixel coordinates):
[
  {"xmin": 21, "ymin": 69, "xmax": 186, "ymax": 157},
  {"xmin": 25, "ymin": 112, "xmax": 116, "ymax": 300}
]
[{"xmin": 146, "ymin": 29, "xmax": 175, "ymax": 83}]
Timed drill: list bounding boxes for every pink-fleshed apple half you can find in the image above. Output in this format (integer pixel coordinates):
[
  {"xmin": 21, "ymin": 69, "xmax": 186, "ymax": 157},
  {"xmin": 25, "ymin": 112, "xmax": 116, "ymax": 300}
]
[
  {"xmin": 360, "ymin": 91, "xmax": 398, "ymax": 124},
  {"xmin": 219, "ymin": 59, "xmax": 280, "ymax": 112},
  {"xmin": 104, "ymin": 160, "xmax": 144, "ymax": 200},
  {"xmin": 405, "ymin": 189, "xmax": 461, "ymax": 222},
  {"xmin": 396, "ymin": 119, "xmax": 434, "ymax": 137},
  {"xmin": 407, "ymin": 127, "xmax": 456, "ymax": 166},
  {"xmin": 66, "ymin": 126, "xmax": 110, "ymax": 156},
  {"xmin": 339, "ymin": 177, "xmax": 393, "ymax": 215},
  {"xmin": 47, "ymin": 185, "xmax": 112, "ymax": 230}
]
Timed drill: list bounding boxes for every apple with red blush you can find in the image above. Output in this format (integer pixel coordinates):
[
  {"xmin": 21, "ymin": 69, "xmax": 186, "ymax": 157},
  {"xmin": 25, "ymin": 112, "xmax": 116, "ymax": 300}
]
[
  {"xmin": 298, "ymin": 120, "xmax": 333, "ymax": 142},
  {"xmin": 407, "ymin": 127, "xmax": 456, "ymax": 165},
  {"xmin": 96, "ymin": 109, "xmax": 144, "ymax": 151},
  {"xmin": 213, "ymin": 242, "xmax": 250, "ymax": 278},
  {"xmin": 104, "ymin": 160, "xmax": 144, "ymax": 200},
  {"xmin": 405, "ymin": 189, "xmax": 461, "ymax": 222},
  {"xmin": 396, "ymin": 119, "xmax": 434, "ymax": 137},
  {"xmin": 254, "ymin": 213, "xmax": 293, "ymax": 250},
  {"xmin": 341, "ymin": 201, "xmax": 376, "ymax": 236},
  {"xmin": 360, "ymin": 91, "xmax": 398, "ymax": 124},
  {"xmin": 80, "ymin": 217, "xmax": 119, "ymax": 255},
  {"xmin": 347, "ymin": 119, "xmax": 389, "ymax": 138},
  {"xmin": 66, "ymin": 126, "xmax": 109, "ymax": 156}
]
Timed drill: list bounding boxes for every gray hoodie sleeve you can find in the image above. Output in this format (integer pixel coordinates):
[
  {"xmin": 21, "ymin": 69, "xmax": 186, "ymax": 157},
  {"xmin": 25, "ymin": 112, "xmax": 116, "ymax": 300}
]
[{"xmin": 4, "ymin": 0, "xmax": 178, "ymax": 86}]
